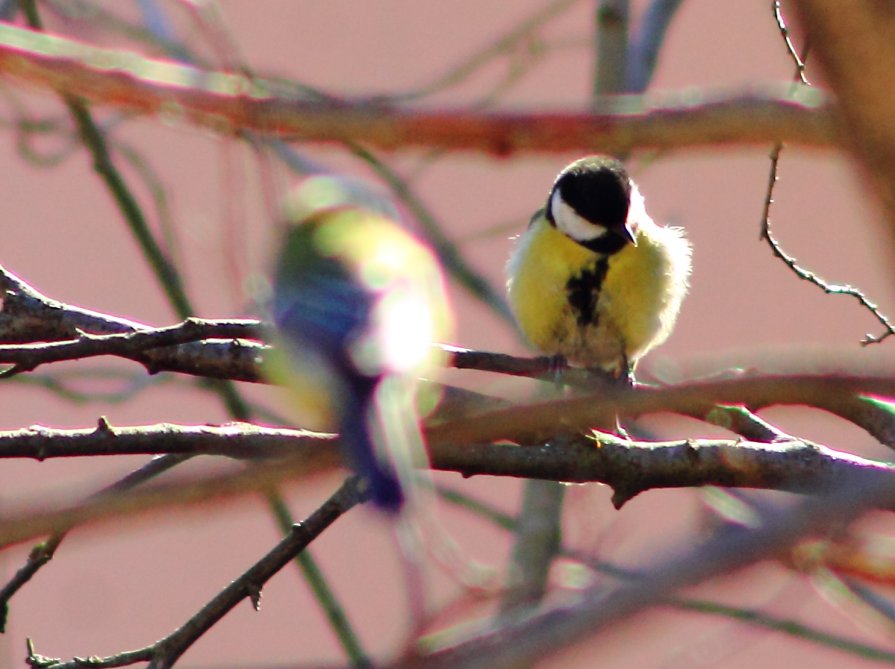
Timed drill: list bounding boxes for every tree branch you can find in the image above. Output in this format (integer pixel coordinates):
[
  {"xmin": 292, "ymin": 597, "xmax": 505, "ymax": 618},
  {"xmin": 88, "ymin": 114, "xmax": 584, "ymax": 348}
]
[
  {"xmin": 0, "ymin": 317, "xmax": 264, "ymax": 376},
  {"xmin": 424, "ymin": 373, "xmax": 895, "ymax": 445},
  {"xmin": 0, "ymin": 265, "xmax": 266, "ymax": 382},
  {"xmin": 399, "ymin": 474, "xmax": 895, "ymax": 669},
  {"xmin": 25, "ymin": 477, "xmax": 365, "ymax": 669},
  {"xmin": 0, "ymin": 418, "xmax": 894, "ymax": 549},
  {"xmin": 0, "ymin": 23, "xmax": 835, "ymax": 155}
]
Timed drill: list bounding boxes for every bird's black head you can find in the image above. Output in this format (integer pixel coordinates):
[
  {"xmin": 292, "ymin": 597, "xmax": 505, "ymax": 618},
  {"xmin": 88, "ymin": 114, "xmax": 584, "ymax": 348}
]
[{"xmin": 546, "ymin": 156, "xmax": 634, "ymax": 254}]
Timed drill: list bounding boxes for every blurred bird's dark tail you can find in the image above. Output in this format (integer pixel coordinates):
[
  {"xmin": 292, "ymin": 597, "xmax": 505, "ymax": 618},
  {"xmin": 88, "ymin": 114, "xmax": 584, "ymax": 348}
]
[{"xmin": 338, "ymin": 383, "xmax": 405, "ymax": 514}]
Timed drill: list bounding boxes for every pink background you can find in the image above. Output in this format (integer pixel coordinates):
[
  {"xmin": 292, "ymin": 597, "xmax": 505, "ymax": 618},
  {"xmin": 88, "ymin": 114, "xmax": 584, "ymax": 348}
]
[{"xmin": 2, "ymin": 1, "xmax": 894, "ymax": 667}]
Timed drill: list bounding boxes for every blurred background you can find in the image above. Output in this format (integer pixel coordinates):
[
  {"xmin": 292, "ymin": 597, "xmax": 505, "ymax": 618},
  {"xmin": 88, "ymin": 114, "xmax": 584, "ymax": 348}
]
[{"xmin": 2, "ymin": 1, "xmax": 894, "ymax": 667}]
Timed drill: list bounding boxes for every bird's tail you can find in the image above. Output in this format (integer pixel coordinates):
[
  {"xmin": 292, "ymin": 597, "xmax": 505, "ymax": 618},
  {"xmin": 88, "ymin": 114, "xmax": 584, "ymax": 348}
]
[{"xmin": 338, "ymin": 380, "xmax": 406, "ymax": 513}]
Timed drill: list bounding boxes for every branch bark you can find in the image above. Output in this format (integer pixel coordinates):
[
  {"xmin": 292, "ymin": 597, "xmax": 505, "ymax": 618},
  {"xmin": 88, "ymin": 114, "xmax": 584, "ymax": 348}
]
[
  {"xmin": 399, "ymin": 474, "xmax": 895, "ymax": 669},
  {"xmin": 0, "ymin": 23, "xmax": 835, "ymax": 155},
  {"xmin": 0, "ymin": 419, "xmax": 894, "ymax": 549}
]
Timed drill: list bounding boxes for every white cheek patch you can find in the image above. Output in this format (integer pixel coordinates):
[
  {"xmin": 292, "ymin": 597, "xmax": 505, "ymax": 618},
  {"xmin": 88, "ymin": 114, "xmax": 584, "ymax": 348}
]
[
  {"xmin": 627, "ymin": 183, "xmax": 647, "ymax": 231},
  {"xmin": 550, "ymin": 190, "xmax": 607, "ymax": 242}
]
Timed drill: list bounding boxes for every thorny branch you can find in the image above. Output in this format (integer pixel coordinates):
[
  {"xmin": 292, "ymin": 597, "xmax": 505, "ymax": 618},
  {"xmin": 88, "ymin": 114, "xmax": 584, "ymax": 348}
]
[
  {"xmin": 0, "ymin": 395, "xmax": 894, "ymax": 548},
  {"xmin": 0, "ymin": 265, "xmax": 266, "ymax": 382}
]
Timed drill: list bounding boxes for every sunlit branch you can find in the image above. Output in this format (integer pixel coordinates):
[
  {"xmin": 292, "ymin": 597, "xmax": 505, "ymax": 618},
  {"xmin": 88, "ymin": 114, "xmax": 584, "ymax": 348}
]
[{"xmin": 0, "ymin": 24, "xmax": 834, "ymax": 154}]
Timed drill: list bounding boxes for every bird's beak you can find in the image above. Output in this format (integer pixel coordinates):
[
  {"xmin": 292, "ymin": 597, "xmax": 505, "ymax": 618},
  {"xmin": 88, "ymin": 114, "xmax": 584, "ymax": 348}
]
[{"xmin": 621, "ymin": 221, "xmax": 637, "ymax": 246}]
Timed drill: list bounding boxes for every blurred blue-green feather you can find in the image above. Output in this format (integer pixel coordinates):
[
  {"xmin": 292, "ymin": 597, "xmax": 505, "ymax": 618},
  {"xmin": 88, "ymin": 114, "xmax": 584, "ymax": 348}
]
[{"xmin": 268, "ymin": 176, "xmax": 452, "ymax": 512}]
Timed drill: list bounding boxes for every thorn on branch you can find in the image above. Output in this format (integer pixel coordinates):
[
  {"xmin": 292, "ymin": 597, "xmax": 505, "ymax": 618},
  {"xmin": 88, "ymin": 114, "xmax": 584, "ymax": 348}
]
[
  {"xmin": 610, "ymin": 487, "xmax": 637, "ymax": 509},
  {"xmin": 246, "ymin": 582, "xmax": 263, "ymax": 612}
]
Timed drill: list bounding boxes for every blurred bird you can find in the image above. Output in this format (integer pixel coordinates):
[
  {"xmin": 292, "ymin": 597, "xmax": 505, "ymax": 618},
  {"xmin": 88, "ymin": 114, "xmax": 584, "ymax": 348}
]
[
  {"xmin": 267, "ymin": 175, "xmax": 451, "ymax": 512},
  {"xmin": 507, "ymin": 155, "xmax": 691, "ymax": 379}
]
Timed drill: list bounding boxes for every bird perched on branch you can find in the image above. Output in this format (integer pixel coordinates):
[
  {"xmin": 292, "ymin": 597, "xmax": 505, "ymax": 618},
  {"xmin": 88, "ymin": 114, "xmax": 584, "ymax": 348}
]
[
  {"xmin": 267, "ymin": 175, "xmax": 451, "ymax": 513},
  {"xmin": 507, "ymin": 156, "xmax": 691, "ymax": 379}
]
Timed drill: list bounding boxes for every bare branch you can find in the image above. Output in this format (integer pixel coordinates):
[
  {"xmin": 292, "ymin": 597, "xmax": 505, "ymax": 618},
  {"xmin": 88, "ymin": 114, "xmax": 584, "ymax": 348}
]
[
  {"xmin": 0, "ymin": 317, "xmax": 264, "ymax": 376},
  {"xmin": 758, "ymin": 9, "xmax": 895, "ymax": 346},
  {"xmin": 424, "ymin": 373, "xmax": 895, "ymax": 446},
  {"xmin": 759, "ymin": 145, "xmax": 895, "ymax": 346},
  {"xmin": 0, "ymin": 23, "xmax": 836, "ymax": 154},
  {"xmin": 0, "ymin": 265, "xmax": 266, "ymax": 382},
  {"xmin": 0, "ymin": 419, "xmax": 332, "ymax": 460},
  {"xmin": 0, "ymin": 434, "xmax": 339, "ymax": 549},
  {"xmin": 25, "ymin": 477, "xmax": 365, "ymax": 669},
  {"xmin": 1, "ymin": 417, "xmax": 895, "ymax": 548},
  {"xmin": 399, "ymin": 475, "xmax": 895, "ymax": 669},
  {"xmin": 773, "ymin": 0, "xmax": 810, "ymax": 85}
]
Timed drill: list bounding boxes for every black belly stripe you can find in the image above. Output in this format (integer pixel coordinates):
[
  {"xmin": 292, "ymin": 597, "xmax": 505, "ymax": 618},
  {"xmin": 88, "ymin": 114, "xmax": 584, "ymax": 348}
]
[{"xmin": 566, "ymin": 257, "xmax": 609, "ymax": 327}]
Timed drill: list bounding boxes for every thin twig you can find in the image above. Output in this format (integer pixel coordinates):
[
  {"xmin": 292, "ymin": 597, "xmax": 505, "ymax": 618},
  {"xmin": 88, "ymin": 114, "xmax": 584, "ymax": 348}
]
[
  {"xmin": 25, "ymin": 477, "xmax": 366, "ymax": 669},
  {"xmin": 436, "ymin": 486, "xmax": 895, "ymax": 664},
  {"xmin": 760, "ymin": 147, "xmax": 895, "ymax": 346},
  {"xmin": 773, "ymin": 0, "xmax": 809, "ymax": 86},
  {"xmin": 760, "ymin": 6, "xmax": 895, "ymax": 346},
  {"xmin": 265, "ymin": 495, "xmax": 370, "ymax": 668},
  {"xmin": 401, "ymin": 476, "xmax": 895, "ymax": 669}
]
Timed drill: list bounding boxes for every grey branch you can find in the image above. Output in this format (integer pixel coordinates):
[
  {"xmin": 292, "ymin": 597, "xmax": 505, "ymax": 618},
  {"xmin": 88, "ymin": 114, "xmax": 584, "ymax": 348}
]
[
  {"xmin": 26, "ymin": 477, "xmax": 365, "ymax": 669},
  {"xmin": 0, "ymin": 265, "xmax": 266, "ymax": 382},
  {"xmin": 1, "ymin": 420, "xmax": 895, "ymax": 549},
  {"xmin": 398, "ymin": 472, "xmax": 895, "ymax": 669}
]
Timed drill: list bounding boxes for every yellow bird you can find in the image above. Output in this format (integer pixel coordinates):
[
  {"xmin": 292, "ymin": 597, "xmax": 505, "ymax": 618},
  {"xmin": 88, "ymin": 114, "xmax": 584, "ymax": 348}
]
[
  {"xmin": 268, "ymin": 176, "xmax": 451, "ymax": 512},
  {"xmin": 507, "ymin": 156, "xmax": 691, "ymax": 377}
]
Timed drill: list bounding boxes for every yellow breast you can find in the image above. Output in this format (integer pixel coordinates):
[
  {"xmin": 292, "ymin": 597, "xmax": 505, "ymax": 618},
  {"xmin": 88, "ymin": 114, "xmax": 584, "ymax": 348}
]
[{"xmin": 506, "ymin": 215, "xmax": 688, "ymax": 368}]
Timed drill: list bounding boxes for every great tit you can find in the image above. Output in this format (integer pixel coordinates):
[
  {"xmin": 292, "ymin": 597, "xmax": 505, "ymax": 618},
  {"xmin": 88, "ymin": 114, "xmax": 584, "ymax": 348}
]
[
  {"xmin": 268, "ymin": 176, "xmax": 451, "ymax": 512},
  {"xmin": 506, "ymin": 156, "xmax": 691, "ymax": 377}
]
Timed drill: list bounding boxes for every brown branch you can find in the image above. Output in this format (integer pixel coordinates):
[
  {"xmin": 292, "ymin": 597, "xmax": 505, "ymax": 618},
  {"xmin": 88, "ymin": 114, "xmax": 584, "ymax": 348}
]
[
  {"xmin": 0, "ymin": 437, "xmax": 340, "ymax": 549},
  {"xmin": 0, "ymin": 24, "xmax": 836, "ymax": 155},
  {"xmin": 792, "ymin": 2, "xmax": 895, "ymax": 245},
  {"xmin": 26, "ymin": 477, "xmax": 365, "ymax": 669},
  {"xmin": 0, "ymin": 264, "xmax": 605, "ymax": 385},
  {"xmin": 0, "ymin": 265, "xmax": 266, "ymax": 382},
  {"xmin": 0, "ymin": 317, "xmax": 264, "ymax": 376},
  {"xmin": 0, "ymin": 416, "xmax": 894, "ymax": 548},
  {"xmin": 5, "ymin": 265, "xmax": 895, "ymax": 452},
  {"xmin": 398, "ymin": 474, "xmax": 895, "ymax": 669},
  {"xmin": 425, "ymin": 372, "xmax": 895, "ymax": 449},
  {"xmin": 0, "ymin": 419, "xmax": 333, "ymax": 460}
]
